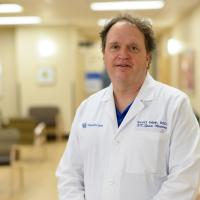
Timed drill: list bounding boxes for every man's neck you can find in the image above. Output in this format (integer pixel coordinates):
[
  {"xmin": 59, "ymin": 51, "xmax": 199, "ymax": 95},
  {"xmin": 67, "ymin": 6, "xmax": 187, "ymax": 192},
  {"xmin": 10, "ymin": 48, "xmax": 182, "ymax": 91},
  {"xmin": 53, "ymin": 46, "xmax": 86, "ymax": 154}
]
[
  {"xmin": 113, "ymin": 84, "xmax": 141, "ymax": 113},
  {"xmin": 113, "ymin": 76, "xmax": 146, "ymax": 112}
]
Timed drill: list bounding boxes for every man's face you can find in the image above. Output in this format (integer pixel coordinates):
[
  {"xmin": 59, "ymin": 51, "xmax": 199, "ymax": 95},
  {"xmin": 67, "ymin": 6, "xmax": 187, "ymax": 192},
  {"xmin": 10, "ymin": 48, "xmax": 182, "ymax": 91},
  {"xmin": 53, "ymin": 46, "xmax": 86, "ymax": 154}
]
[{"xmin": 103, "ymin": 21, "xmax": 150, "ymax": 87}]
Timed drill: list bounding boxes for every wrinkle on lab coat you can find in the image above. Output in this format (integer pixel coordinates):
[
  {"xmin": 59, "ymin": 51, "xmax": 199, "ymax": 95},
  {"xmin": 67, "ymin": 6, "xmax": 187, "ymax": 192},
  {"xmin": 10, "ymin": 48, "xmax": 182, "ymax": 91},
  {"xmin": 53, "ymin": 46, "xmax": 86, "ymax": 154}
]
[{"xmin": 56, "ymin": 73, "xmax": 200, "ymax": 200}]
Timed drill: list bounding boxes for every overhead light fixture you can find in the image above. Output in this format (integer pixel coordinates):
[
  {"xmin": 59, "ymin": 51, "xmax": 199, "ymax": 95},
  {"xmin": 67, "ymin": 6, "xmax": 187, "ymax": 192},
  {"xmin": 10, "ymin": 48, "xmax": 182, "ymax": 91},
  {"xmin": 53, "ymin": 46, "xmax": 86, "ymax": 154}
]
[
  {"xmin": 0, "ymin": 16, "xmax": 41, "ymax": 25},
  {"xmin": 0, "ymin": 3, "xmax": 23, "ymax": 13},
  {"xmin": 91, "ymin": 1, "xmax": 164, "ymax": 11}
]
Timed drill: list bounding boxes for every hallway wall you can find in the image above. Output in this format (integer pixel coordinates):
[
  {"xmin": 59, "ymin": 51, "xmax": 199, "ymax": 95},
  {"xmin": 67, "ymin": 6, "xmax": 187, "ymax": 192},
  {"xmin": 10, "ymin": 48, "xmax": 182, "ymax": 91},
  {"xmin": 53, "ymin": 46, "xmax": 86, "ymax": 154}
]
[
  {"xmin": 15, "ymin": 26, "xmax": 82, "ymax": 134},
  {"xmin": 1, "ymin": 5, "xmax": 200, "ymax": 132},
  {"xmin": 0, "ymin": 28, "xmax": 18, "ymax": 123},
  {"xmin": 0, "ymin": 25, "xmax": 103, "ymax": 134},
  {"xmin": 157, "ymin": 5, "xmax": 200, "ymax": 113}
]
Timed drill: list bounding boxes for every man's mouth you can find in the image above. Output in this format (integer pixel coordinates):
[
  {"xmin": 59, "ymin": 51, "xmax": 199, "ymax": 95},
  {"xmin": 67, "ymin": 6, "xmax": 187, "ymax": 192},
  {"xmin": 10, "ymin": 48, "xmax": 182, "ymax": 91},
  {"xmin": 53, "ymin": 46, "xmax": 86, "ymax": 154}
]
[{"xmin": 115, "ymin": 64, "xmax": 131, "ymax": 68}]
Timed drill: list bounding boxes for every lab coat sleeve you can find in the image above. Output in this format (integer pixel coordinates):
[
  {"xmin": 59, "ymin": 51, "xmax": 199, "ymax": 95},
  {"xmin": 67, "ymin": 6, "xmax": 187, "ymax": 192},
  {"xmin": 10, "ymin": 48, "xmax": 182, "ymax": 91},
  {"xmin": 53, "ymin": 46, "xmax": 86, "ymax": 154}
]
[
  {"xmin": 56, "ymin": 107, "xmax": 85, "ymax": 200},
  {"xmin": 153, "ymin": 95, "xmax": 200, "ymax": 200}
]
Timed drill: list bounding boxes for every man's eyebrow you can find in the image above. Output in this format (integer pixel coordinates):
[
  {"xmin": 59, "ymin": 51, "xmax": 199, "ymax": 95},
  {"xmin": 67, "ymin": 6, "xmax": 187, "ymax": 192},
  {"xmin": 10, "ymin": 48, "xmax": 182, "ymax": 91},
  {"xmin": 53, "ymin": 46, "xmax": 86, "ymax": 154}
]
[
  {"xmin": 128, "ymin": 42, "xmax": 139, "ymax": 46},
  {"xmin": 107, "ymin": 41, "xmax": 140, "ymax": 47},
  {"xmin": 107, "ymin": 41, "xmax": 118, "ymax": 45}
]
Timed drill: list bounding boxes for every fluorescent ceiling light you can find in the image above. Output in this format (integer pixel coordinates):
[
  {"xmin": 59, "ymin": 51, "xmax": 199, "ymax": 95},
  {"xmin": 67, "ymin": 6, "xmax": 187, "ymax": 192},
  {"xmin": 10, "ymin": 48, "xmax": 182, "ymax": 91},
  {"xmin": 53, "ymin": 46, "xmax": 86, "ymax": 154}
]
[
  {"xmin": 91, "ymin": 1, "xmax": 164, "ymax": 11},
  {"xmin": 0, "ymin": 16, "xmax": 41, "ymax": 25},
  {"xmin": 0, "ymin": 4, "xmax": 23, "ymax": 13}
]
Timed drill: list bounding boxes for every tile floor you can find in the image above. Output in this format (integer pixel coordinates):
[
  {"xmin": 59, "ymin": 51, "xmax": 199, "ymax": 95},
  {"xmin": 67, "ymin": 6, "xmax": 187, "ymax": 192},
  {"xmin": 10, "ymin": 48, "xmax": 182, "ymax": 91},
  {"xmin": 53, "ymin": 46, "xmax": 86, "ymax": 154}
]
[{"xmin": 0, "ymin": 141, "xmax": 66, "ymax": 200}]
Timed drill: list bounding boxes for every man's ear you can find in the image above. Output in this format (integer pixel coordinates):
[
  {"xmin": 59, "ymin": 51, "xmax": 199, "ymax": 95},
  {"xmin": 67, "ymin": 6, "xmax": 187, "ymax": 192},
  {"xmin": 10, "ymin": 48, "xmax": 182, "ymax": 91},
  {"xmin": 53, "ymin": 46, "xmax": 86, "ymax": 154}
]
[
  {"xmin": 146, "ymin": 53, "xmax": 151, "ymax": 69},
  {"xmin": 102, "ymin": 52, "xmax": 105, "ymax": 63}
]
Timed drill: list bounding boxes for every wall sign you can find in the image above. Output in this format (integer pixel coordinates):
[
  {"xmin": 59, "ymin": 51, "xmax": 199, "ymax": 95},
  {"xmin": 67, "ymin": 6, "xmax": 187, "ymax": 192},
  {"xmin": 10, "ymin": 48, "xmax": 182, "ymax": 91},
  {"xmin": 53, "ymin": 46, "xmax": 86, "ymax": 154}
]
[
  {"xmin": 85, "ymin": 72, "xmax": 102, "ymax": 93},
  {"xmin": 37, "ymin": 66, "xmax": 55, "ymax": 85},
  {"xmin": 0, "ymin": 64, "xmax": 3, "ymax": 97},
  {"xmin": 179, "ymin": 49, "xmax": 195, "ymax": 94}
]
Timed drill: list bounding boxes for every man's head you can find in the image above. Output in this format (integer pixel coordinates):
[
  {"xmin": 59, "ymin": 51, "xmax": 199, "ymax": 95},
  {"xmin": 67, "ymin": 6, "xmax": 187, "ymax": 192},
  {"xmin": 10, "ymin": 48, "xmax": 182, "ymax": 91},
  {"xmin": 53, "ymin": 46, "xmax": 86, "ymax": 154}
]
[
  {"xmin": 100, "ymin": 15, "xmax": 156, "ymax": 88},
  {"xmin": 100, "ymin": 14, "xmax": 156, "ymax": 56}
]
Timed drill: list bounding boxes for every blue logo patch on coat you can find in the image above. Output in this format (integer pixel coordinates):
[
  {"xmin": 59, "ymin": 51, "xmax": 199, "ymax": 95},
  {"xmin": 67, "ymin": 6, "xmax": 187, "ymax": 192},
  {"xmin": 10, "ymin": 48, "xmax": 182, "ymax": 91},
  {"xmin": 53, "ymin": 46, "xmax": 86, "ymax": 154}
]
[
  {"xmin": 82, "ymin": 122, "xmax": 103, "ymax": 128},
  {"xmin": 82, "ymin": 123, "xmax": 87, "ymax": 128}
]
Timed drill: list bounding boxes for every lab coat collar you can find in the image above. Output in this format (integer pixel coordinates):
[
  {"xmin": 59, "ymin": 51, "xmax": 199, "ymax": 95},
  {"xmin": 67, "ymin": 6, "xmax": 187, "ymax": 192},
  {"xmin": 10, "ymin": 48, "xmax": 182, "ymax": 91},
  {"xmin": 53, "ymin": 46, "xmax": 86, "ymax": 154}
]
[
  {"xmin": 101, "ymin": 72, "xmax": 157, "ymax": 133},
  {"xmin": 135, "ymin": 72, "xmax": 156, "ymax": 102},
  {"xmin": 118, "ymin": 73, "xmax": 156, "ymax": 132},
  {"xmin": 101, "ymin": 72, "xmax": 156, "ymax": 103},
  {"xmin": 101, "ymin": 84, "xmax": 118, "ymax": 129}
]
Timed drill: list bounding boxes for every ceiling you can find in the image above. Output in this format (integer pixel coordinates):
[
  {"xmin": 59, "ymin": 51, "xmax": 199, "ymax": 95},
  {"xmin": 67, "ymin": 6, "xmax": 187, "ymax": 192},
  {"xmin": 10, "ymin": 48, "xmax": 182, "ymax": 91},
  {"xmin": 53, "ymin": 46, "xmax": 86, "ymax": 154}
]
[{"xmin": 0, "ymin": 0, "xmax": 199, "ymax": 40}]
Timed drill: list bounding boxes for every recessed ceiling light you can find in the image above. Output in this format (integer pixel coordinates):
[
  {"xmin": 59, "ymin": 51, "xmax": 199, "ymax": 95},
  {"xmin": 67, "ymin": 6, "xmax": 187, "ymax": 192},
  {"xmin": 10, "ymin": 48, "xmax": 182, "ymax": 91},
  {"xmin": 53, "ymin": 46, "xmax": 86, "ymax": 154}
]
[
  {"xmin": 0, "ymin": 4, "xmax": 23, "ymax": 13},
  {"xmin": 91, "ymin": 1, "xmax": 164, "ymax": 11},
  {"xmin": 0, "ymin": 16, "xmax": 41, "ymax": 25}
]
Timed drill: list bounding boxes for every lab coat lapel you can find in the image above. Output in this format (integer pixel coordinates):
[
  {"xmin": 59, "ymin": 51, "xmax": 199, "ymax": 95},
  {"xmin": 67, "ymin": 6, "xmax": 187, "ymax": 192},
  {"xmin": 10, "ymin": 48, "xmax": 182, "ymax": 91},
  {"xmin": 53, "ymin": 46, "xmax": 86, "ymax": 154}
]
[
  {"xmin": 102, "ymin": 85, "xmax": 118, "ymax": 130},
  {"xmin": 117, "ymin": 73, "xmax": 155, "ymax": 133},
  {"xmin": 117, "ymin": 98, "xmax": 145, "ymax": 133}
]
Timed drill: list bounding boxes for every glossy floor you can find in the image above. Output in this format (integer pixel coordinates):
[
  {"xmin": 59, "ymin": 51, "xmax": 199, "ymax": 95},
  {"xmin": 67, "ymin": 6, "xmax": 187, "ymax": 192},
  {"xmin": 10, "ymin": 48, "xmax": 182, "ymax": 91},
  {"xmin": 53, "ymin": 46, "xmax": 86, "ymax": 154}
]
[{"xmin": 0, "ymin": 141, "xmax": 66, "ymax": 200}]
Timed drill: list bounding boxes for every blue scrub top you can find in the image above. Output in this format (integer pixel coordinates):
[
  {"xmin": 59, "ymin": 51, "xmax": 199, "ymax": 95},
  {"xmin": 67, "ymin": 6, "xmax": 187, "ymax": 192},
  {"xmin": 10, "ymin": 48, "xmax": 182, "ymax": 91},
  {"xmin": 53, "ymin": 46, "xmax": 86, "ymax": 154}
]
[{"xmin": 116, "ymin": 102, "xmax": 133, "ymax": 127}]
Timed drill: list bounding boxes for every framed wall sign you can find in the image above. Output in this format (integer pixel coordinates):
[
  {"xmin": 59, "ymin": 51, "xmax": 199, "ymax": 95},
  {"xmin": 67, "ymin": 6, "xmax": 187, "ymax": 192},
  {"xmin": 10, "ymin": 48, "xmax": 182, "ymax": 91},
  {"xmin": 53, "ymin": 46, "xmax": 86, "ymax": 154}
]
[
  {"xmin": 179, "ymin": 49, "xmax": 195, "ymax": 94},
  {"xmin": 0, "ymin": 64, "xmax": 3, "ymax": 97},
  {"xmin": 85, "ymin": 72, "xmax": 102, "ymax": 94},
  {"xmin": 37, "ymin": 66, "xmax": 55, "ymax": 85}
]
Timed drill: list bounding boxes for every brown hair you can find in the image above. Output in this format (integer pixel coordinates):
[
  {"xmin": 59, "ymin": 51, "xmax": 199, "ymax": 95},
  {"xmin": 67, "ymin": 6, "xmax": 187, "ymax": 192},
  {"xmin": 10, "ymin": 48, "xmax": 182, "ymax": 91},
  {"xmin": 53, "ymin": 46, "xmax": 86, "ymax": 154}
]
[{"xmin": 99, "ymin": 14, "xmax": 156, "ymax": 54}]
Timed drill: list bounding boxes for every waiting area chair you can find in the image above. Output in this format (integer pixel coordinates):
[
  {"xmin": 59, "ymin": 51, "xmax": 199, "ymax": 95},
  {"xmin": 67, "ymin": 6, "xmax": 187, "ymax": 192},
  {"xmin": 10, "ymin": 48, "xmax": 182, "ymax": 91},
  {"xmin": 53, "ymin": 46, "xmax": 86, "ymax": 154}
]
[
  {"xmin": 7, "ymin": 117, "xmax": 47, "ymax": 161},
  {"xmin": 8, "ymin": 118, "xmax": 36, "ymax": 145},
  {"xmin": 29, "ymin": 106, "xmax": 60, "ymax": 141},
  {"xmin": 0, "ymin": 127, "xmax": 24, "ymax": 193},
  {"xmin": 8, "ymin": 117, "xmax": 46, "ymax": 145},
  {"xmin": 0, "ymin": 128, "xmax": 20, "ymax": 165}
]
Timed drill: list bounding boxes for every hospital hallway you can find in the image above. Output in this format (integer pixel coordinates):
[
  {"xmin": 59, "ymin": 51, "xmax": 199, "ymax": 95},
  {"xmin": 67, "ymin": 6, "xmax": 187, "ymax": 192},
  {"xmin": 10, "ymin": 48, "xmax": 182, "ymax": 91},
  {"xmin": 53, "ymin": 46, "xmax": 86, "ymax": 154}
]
[{"xmin": 0, "ymin": 141, "xmax": 66, "ymax": 200}]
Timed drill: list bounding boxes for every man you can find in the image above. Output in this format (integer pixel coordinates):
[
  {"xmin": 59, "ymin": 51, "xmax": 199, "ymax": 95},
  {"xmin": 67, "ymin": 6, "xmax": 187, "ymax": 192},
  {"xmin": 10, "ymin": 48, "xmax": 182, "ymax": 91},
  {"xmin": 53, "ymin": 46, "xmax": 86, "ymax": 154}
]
[{"xmin": 56, "ymin": 15, "xmax": 200, "ymax": 200}]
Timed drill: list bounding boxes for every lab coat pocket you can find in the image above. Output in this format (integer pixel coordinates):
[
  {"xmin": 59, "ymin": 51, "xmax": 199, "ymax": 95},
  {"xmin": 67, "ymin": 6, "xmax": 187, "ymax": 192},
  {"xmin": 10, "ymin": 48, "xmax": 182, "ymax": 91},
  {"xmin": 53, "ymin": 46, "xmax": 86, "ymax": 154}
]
[
  {"xmin": 120, "ymin": 171, "xmax": 167, "ymax": 200},
  {"xmin": 125, "ymin": 130, "xmax": 169, "ymax": 175}
]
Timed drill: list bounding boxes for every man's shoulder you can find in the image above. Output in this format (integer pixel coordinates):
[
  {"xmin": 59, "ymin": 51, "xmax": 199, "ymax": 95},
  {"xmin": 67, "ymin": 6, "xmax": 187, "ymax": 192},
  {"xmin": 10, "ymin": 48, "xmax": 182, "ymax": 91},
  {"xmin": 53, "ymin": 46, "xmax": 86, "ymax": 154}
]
[
  {"xmin": 88, "ymin": 87, "xmax": 109, "ymax": 100},
  {"xmin": 145, "ymin": 74, "xmax": 187, "ymax": 102},
  {"xmin": 78, "ymin": 87, "xmax": 109, "ymax": 110},
  {"xmin": 85, "ymin": 87, "xmax": 109, "ymax": 103},
  {"xmin": 154, "ymin": 79, "xmax": 187, "ymax": 100}
]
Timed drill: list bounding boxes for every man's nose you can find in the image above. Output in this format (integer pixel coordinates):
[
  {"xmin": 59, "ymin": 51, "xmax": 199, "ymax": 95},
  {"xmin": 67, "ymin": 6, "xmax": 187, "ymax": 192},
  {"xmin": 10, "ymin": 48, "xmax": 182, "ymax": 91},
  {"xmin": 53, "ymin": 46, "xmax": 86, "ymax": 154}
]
[{"xmin": 118, "ymin": 48, "xmax": 129, "ymax": 59}]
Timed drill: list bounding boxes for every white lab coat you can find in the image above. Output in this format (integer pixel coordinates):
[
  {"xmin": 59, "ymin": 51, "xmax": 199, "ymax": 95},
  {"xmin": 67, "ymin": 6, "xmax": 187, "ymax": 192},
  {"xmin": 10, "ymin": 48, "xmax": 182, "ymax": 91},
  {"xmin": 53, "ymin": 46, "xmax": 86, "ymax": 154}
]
[{"xmin": 56, "ymin": 73, "xmax": 200, "ymax": 200}]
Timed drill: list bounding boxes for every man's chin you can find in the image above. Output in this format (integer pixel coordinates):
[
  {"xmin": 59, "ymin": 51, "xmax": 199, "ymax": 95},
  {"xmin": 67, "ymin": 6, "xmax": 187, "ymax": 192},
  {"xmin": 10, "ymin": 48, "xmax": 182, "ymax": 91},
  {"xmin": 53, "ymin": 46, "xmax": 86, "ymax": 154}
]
[{"xmin": 113, "ymin": 76, "xmax": 131, "ymax": 84}]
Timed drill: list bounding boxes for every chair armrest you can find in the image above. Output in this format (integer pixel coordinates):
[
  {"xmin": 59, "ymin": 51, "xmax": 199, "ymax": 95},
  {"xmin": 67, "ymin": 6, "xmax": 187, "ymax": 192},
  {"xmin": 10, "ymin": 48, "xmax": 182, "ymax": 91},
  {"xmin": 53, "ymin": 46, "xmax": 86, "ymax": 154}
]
[
  {"xmin": 34, "ymin": 122, "xmax": 46, "ymax": 136},
  {"xmin": 10, "ymin": 145, "xmax": 20, "ymax": 164}
]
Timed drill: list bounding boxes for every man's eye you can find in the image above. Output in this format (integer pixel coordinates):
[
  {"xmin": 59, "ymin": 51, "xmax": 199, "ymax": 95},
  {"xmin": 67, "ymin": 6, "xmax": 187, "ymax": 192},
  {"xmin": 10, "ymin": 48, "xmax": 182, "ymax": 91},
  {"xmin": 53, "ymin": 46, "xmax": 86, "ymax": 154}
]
[
  {"xmin": 110, "ymin": 45, "xmax": 119, "ymax": 50},
  {"xmin": 130, "ymin": 46, "xmax": 139, "ymax": 52}
]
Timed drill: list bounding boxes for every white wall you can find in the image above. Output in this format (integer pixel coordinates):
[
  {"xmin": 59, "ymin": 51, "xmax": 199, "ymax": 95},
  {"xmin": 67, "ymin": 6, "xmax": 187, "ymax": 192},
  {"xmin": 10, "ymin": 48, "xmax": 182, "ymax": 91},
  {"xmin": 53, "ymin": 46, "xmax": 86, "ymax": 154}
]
[
  {"xmin": 15, "ymin": 26, "xmax": 80, "ymax": 133},
  {"xmin": 0, "ymin": 28, "xmax": 18, "ymax": 123},
  {"xmin": 0, "ymin": 24, "xmax": 105, "ymax": 134},
  {"xmin": 157, "ymin": 5, "xmax": 200, "ymax": 113}
]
